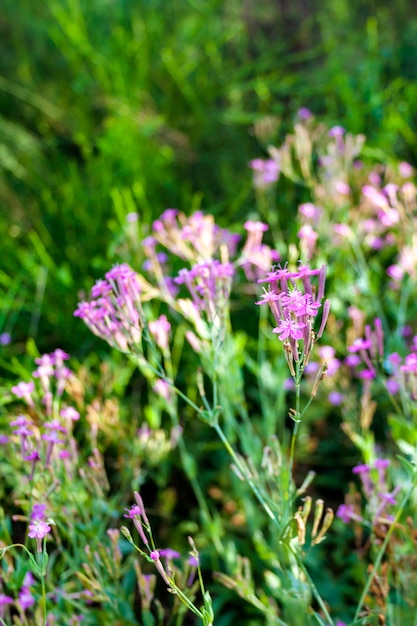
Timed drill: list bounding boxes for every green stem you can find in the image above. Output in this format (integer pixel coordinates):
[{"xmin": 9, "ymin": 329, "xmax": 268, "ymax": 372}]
[
  {"xmin": 288, "ymin": 380, "xmax": 301, "ymax": 498},
  {"xmin": 41, "ymin": 574, "xmax": 47, "ymax": 626},
  {"xmin": 289, "ymin": 544, "xmax": 333, "ymax": 625},
  {"xmin": 354, "ymin": 476, "xmax": 416, "ymax": 621},
  {"xmin": 213, "ymin": 422, "xmax": 277, "ymax": 523}
]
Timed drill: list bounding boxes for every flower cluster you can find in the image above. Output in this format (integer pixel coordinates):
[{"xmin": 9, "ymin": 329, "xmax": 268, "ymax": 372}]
[
  {"xmin": 337, "ymin": 458, "xmax": 400, "ymax": 527},
  {"xmin": 346, "ymin": 317, "xmax": 384, "ymax": 380},
  {"xmin": 123, "ymin": 492, "xmax": 200, "ymax": 593},
  {"xmin": 7, "ymin": 351, "xmax": 80, "ymax": 478},
  {"xmin": 385, "ymin": 346, "xmax": 417, "ymax": 400},
  {"xmin": 248, "ymin": 158, "xmax": 280, "ymax": 189},
  {"xmin": 240, "ymin": 221, "xmax": 280, "ymax": 281},
  {"xmin": 148, "ymin": 209, "xmax": 241, "ymax": 264},
  {"xmin": 74, "ymin": 264, "xmax": 144, "ymax": 352},
  {"xmin": 174, "ymin": 259, "xmax": 234, "ymax": 324},
  {"xmin": 0, "ymin": 571, "xmax": 36, "ymax": 620},
  {"xmin": 256, "ymin": 264, "xmax": 330, "ymax": 374},
  {"xmin": 28, "ymin": 502, "xmax": 52, "ymax": 552}
]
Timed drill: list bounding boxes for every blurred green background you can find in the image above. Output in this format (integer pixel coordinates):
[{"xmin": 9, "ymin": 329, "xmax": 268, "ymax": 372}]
[{"xmin": 1, "ymin": 0, "xmax": 417, "ymax": 356}]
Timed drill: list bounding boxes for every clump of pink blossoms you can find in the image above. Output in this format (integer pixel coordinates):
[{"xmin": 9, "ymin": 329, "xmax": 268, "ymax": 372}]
[
  {"xmin": 256, "ymin": 263, "xmax": 330, "ymax": 376},
  {"xmin": 74, "ymin": 264, "xmax": 144, "ymax": 352}
]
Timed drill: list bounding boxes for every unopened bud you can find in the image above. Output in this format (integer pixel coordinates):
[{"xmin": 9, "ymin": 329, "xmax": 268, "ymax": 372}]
[
  {"xmin": 312, "ymin": 508, "xmax": 334, "ymax": 545},
  {"xmin": 294, "ymin": 512, "xmax": 306, "ymax": 545},
  {"xmin": 311, "ymin": 499, "xmax": 324, "ymax": 538}
]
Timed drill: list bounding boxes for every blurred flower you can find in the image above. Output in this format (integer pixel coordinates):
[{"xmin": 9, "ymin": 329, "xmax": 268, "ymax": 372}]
[
  {"xmin": 248, "ymin": 158, "xmax": 280, "ymax": 188},
  {"xmin": 0, "ymin": 333, "xmax": 11, "ymax": 345}
]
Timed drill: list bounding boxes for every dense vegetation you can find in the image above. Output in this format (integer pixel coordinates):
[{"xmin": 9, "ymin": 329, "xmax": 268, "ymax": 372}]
[{"xmin": 1, "ymin": 2, "xmax": 417, "ymax": 625}]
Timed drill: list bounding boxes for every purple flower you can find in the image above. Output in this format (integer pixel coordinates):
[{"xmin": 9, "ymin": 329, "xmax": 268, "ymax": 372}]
[
  {"xmin": 297, "ymin": 107, "xmax": 312, "ymax": 120},
  {"xmin": 18, "ymin": 587, "xmax": 35, "ymax": 610},
  {"xmin": 248, "ymin": 158, "xmax": 280, "ymax": 187},
  {"xmin": 336, "ymin": 504, "xmax": 356, "ymax": 523},
  {"xmin": 0, "ymin": 333, "xmax": 11, "ymax": 346},
  {"xmin": 159, "ymin": 548, "xmax": 181, "ymax": 560},
  {"xmin": 31, "ymin": 503, "xmax": 47, "ymax": 520},
  {"xmin": 328, "ymin": 125, "xmax": 345, "ymax": 137},
  {"xmin": 328, "ymin": 391, "xmax": 344, "ymax": 406},
  {"xmin": 0, "ymin": 593, "xmax": 13, "ymax": 606}
]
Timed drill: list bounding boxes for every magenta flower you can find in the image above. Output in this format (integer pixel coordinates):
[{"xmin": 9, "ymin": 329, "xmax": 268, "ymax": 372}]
[
  {"xmin": 159, "ymin": 548, "xmax": 181, "ymax": 560},
  {"xmin": 31, "ymin": 503, "xmax": 47, "ymax": 520},
  {"xmin": 273, "ymin": 319, "xmax": 306, "ymax": 341},
  {"xmin": 28, "ymin": 518, "xmax": 51, "ymax": 552},
  {"xmin": 28, "ymin": 519, "xmax": 51, "ymax": 539},
  {"xmin": 0, "ymin": 594, "xmax": 13, "ymax": 607},
  {"xmin": 18, "ymin": 587, "xmax": 35, "ymax": 610},
  {"xmin": 248, "ymin": 158, "xmax": 280, "ymax": 188}
]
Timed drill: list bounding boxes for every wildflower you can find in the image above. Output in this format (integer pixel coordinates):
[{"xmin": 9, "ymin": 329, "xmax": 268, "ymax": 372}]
[
  {"xmin": 298, "ymin": 224, "xmax": 319, "ymax": 259},
  {"xmin": 18, "ymin": 587, "xmax": 35, "ymax": 610},
  {"xmin": 60, "ymin": 407, "xmax": 80, "ymax": 422},
  {"xmin": 298, "ymin": 202, "xmax": 321, "ymax": 221},
  {"xmin": 74, "ymin": 264, "xmax": 144, "ymax": 352},
  {"xmin": 297, "ymin": 107, "xmax": 312, "ymax": 120},
  {"xmin": 153, "ymin": 379, "xmax": 172, "ymax": 402},
  {"xmin": 0, "ymin": 592, "xmax": 13, "ymax": 623},
  {"xmin": 257, "ymin": 263, "xmax": 329, "ymax": 373},
  {"xmin": 273, "ymin": 319, "xmax": 306, "ymax": 341},
  {"xmin": 175, "ymin": 260, "xmax": 234, "ymax": 324},
  {"xmin": 0, "ymin": 333, "xmax": 11, "ymax": 346},
  {"xmin": 328, "ymin": 125, "xmax": 345, "ymax": 137},
  {"xmin": 335, "ymin": 181, "xmax": 350, "ymax": 195},
  {"xmin": 336, "ymin": 503, "xmax": 362, "ymax": 524},
  {"xmin": 42, "ymin": 430, "xmax": 66, "ymax": 467},
  {"xmin": 248, "ymin": 158, "xmax": 280, "ymax": 188},
  {"xmin": 11, "ymin": 381, "xmax": 35, "ymax": 407},
  {"xmin": 399, "ymin": 161, "xmax": 413, "ymax": 178},
  {"xmin": 148, "ymin": 315, "xmax": 171, "ymax": 350},
  {"xmin": 124, "ymin": 504, "xmax": 149, "ymax": 546},
  {"xmin": 31, "ymin": 503, "xmax": 47, "ymax": 520},
  {"xmin": 159, "ymin": 548, "xmax": 181, "ymax": 561},
  {"xmin": 328, "ymin": 391, "xmax": 343, "ymax": 406},
  {"xmin": 28, "ymin": 519, "xmax": 51, "ymax": 552}
]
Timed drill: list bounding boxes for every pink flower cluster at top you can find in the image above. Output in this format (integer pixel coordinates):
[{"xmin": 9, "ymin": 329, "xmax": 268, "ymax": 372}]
[
  {"xmin": 256, "ymin": 263, "xmax": 330, "ymax": 370},
  {"xmin": 76, "ymin": 211, "xmax": 281, "ymax": 346}
]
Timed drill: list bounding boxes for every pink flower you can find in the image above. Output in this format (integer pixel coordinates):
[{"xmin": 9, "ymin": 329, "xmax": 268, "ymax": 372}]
[
  {"xmin": 18, "ymin": 587, "xmax": 35, "ymax": 610},
  {"xmin": 148, "ymin": 315, "xmax": 171, "ymax": 350},
  {"xmin": 248, "ymin": 158, "xmax": 280, "ymax": 187},
  {"xmin": 28, "ymin": 519, "xmax": 51, "ymax": 552},
  {"xmin": 28, "ymin": 519, "xmax": 51, "ymax": 539},
  {"xmin": 273, "ymin": 319, "xmax": 306, "ymax": 341}
]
